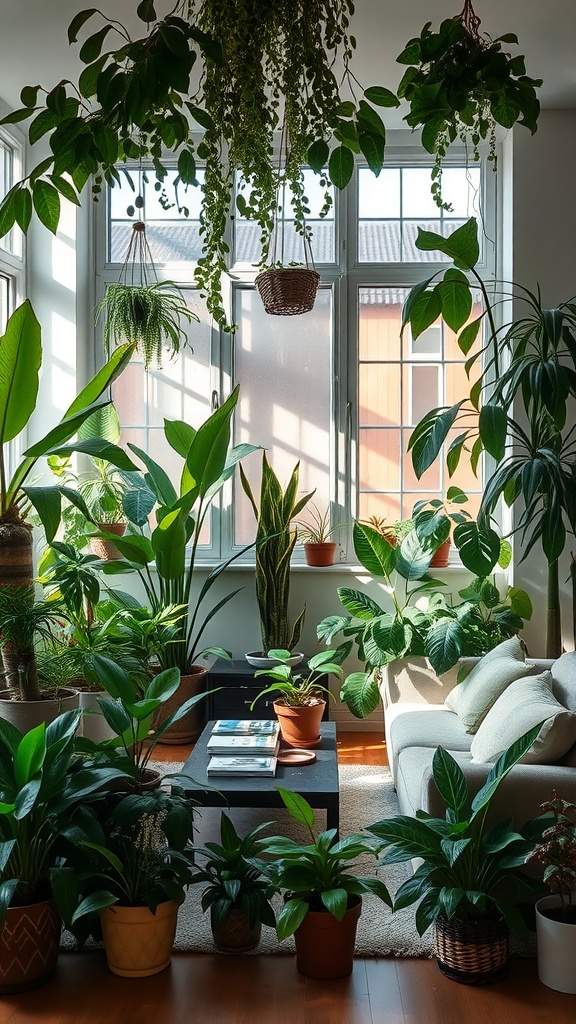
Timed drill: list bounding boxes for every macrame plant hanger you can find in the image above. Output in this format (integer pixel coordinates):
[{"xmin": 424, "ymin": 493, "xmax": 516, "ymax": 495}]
[
  {"xmin": 255, "ymin": 121, "xmax": 320, "ymax": 316},
  {"xmin": 119, "ymin": 162, "xmax": 158, "ymax": 291}
]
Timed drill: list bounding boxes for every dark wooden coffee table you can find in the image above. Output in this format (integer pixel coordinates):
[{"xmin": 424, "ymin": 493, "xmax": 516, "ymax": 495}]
[{"xmin": 178, "ymin": 720, "xmax": 340, "ymax": 835}]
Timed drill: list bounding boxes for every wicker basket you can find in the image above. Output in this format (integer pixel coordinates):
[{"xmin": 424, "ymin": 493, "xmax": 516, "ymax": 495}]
[
  {"xmin": 434, "ymin": 916, "xmax": 509, "ymax": 985},
  {"xmin": 255, "ymin": 267, "xmax": 320, "ymax": 316}
]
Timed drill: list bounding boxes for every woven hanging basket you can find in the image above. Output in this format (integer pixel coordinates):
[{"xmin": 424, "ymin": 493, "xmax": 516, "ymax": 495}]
[
  {"xmin": 255, "ymin": 267, "xmax": 320, "ymax": 316},
  {"xmin": 434, "ymin": 915, "xmax": 510, "ymax": 985}
]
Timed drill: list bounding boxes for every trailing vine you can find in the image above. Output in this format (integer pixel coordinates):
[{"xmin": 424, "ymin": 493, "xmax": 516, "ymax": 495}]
[
  {"xmin": 396, "ymin": 0, "xmax": 542, "ymax": 208},
  {"xmin": 0, "ymin": 0, "xmax": 398, "ymax": 330}
]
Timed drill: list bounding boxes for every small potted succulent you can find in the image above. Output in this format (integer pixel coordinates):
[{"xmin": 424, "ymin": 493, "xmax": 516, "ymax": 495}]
[
  {"xmin": 530, "ymin": 792, "xmax": 576, "ymax": 993},
  {"xmin": 190, "ymin": 812, "xmax": 277, "ymax": 952},
  {"xmin": 258, "ymin": 788, "xmax": 391, "ymax": 978},
  {"xmin": 250, "ymin": 648, "xmax": 344, "ymax": 748}
]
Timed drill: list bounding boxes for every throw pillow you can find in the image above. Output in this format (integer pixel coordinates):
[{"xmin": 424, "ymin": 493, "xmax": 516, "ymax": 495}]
[
  {"xmin": 470, "ymin": 671, "xmax": 576, "ymax": 764},
  {"xmin": 444, "ymin": 636, "xmax": 536, "ymax": 734}
]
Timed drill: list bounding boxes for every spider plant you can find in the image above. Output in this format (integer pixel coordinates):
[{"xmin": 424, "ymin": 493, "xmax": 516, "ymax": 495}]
[{"xmin": 96, "ymin": 280, "xmax": 197, "ymax": 371}]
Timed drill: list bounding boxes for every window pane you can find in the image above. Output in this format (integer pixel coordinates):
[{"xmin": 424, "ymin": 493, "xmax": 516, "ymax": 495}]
[
  {"xmin": 234, "ymin": 287, "xmax": 332, "ymax": 545},
  {"xmin": 234, "ymin": 169, "xmax": 335, "ymax": 265},
  {"xmin": 358, "ymin": 165, "xmax": 481, "ymax": 263},
  {"xmin": 109, "ymin": 169, "xmax": 205, "ymax": 263},
  {"xmin": 0, "ymin": 135, "xmax": 20, "ymax": 258},
  {"xmin": 0, "ymin": 275, "xmax": 9, "ymax": 332}
]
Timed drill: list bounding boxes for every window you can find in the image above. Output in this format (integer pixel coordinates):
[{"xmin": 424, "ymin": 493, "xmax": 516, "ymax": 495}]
[
  {"xmin": 99, "ymin": 147, "xmax": 493, "ymax": 561},
  {"xmin": 0, "ymin": 127, "xmax": 24, "ymax": 318}
]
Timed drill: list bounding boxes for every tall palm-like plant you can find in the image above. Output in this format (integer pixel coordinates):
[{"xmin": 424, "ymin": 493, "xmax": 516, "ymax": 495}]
[
  {"xmin": 401, "ymin": 218, "xmax": 576, "ymax": 657},
  {"xmin": 240, "ymin": 455, "xmax": 314, "ymax": 653},
  {"xmin": 0, "ymin": 585, "xmax": 66, "ymax": 701}
]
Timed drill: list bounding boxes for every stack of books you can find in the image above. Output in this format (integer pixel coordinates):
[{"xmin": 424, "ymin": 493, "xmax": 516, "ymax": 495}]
[{"xmin": 206, "ymin": 720, "xmax": 280, "ymax": 777}]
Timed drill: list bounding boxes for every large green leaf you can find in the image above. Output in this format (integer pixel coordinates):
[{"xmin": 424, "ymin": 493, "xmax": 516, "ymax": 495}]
[
  {"xmin": 151, "ymin": 508, "xmax": 187, "ymax": 581},
  {"xmin": 395, "ymin": 530, "xmax": 433, "ymax": 580},
  {"xmin": 415, "ymin": 218, "xmax": 480, "ymax": 271},
  {"xmin": 437, "ymin": 270, "xmax": 473, "ymax": 332},
  {"xmin": 337, "ymin": 587, "xmax": 384, "ymax": 621},
  {"xmin": 431, "ymin": 747, "xmax": 468, "ymax": 817},
  {"xmin": 471, "ymin": 723, "xmax": 544, "ymax": 817},
  {"xmin": 340, "ymin": 671, "xmax": 380, "ymax": 718},
  {"xmin": 0, "ymin": 300, "xmax": 41, "ymax": 446},
  {"xmin": 13, "ymin": 723, "xmax": 46, "ymax": 790},
  {"xmin": 353, "ymin": 522, "xmax": 396, "ymax": 578},
  {"xmin": 408, "ymin": 403, "xmax": 464, "ymax": 477},
  {"xmin": 479, "ymin": 404, "xmax": 508, "ymax": 462},
  {"xmin": 453, "ymin": 521, "xmax": 501, "ymax": 576},
  {"xmin": 425, "ymin": 619, "xmax": 464, "ymax": 674},
  {"xmin": 185, "ymin": 386, "xmax": 238, "ymax": 498}
]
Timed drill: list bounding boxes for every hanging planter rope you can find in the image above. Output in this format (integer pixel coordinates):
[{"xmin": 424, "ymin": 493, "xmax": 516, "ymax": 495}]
[
  {"xmin": 96, "ymin": 192, "xmax": 198, "ymax": 370},
  {"xmin": 255, "ymin": 125, "xmax": 320, "ymax": 317}
]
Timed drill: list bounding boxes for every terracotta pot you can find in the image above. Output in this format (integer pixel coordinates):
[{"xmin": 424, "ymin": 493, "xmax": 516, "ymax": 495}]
[
  {"xmin": 0, "ymin": 687, "xmax": 79, "ymax": 732},
  {"xmin": 210, "ymin": 907, "xmax": 262, "ymax": 953},
  {"xmin": 293, "ymin": 895, "xmax": 362, "ymax": 979},
  {"xmin": 100, "ymin": 899, "xmax": 179, "ymax": 978},
  {"xmin": 536, "ymin": 894, "xmax": 576, "ymax": 993},
  {"xmin": 89, "ymin": 522, "xmax": 126, "ymax": 560},
  {"xmin": 0, "ymin": 900, "xmax": 60, "ymax": 993},
  {"xmin": 273, "ymin": 699, "xmax": 325, "ymax": 748},
  {"xmin": 434, "ymin": 915, "xmax": 509, "ymax": 985},
  {"xmin": 304, "ymin": 542, "xmax": 337, "ymax": 567},
  {"xmin": 156, "ymin": 665, "xmax": 208, "ymax": 745},
  {"xmin": 429, "ymin": 538, "xmax": 451, "ymax": 568}
]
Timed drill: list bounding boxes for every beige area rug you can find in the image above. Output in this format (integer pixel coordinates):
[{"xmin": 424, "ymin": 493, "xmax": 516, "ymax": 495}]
[{"xmin": 158, "ymin": 761, "xmax": 433, "ymax": 958}]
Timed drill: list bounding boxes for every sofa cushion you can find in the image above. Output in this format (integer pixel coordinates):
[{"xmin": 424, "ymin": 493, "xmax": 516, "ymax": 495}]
[
  {"xmin": 444, "ymin": 636, "xmax": 537, "ymax": 734},
  {"xmin": 551, "ymin": 651, "xmax": 576, "ymax": 711},
  {"xmin": 470, "ymin": 671, "xmax": 576, "ymax": 765},
  {"xmin": 387, "ymin": 704, "xmax": 471, "ymax": 782}
]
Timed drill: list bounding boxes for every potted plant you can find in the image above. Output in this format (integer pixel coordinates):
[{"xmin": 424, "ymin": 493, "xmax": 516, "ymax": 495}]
[
  {"xmin": 250, "ymin": 648, "xmax": 344, "ymax": 748},
  {"xmin": 240, "ymin": 454, "xmax": 314, "ymax": 661},
  {"xmin": 68, "ymin": 787, "xmax": 196, "ymax": 977},
  {"xmin": 318, "ymin": 518, "xmax": 531, "ymax": 719},
  {"xmin": 0, "ymin": 300, "xmax": 134, "ymax": 594},
  {"xmin": 296, "ymin": 503, "xmax": 343, "ymax": 566},
  {"xmin": 94, "ymin": 385, "xmax": 258, "ymax": 743},
  {"xmin": 0, "ymin": 584, "xmax": 80, "ymax": 731},
  {"xmin": 0, "ymin": 3, "xmax": 397, "ymax": 331},
  {"xmin": 396, "ymin": 0, "xmax": 541, "ymax": 209},
  {"xmin": 190, "ymin": 812, "xmax": 277, "ymax": 952},
  {"xmin": 367, "ymin": 723, "xmax": 549, "ymax": 985},
  {"xmin": 0, "ymin": 710, "xmax": 129, "ymax": 992},
  {"xmin": 401, "ymin": 217, "xmax": 576, "ymax": 657},
  {"xmin": 258, "ymin": 788, "xmax": 391, "ymax": 978},
  {"xmin": 529, "ymin": 792, "xmax": 576, "ymax": 993}
]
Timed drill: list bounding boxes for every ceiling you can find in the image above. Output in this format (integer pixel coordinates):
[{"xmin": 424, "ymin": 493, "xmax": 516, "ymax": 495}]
[{"xmin": 0, "ymin": 1, "xmax": 574, "ymax": 120}]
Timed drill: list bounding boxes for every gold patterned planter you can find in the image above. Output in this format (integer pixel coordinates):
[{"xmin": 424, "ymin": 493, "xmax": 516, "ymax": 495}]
[{"xmin": 100, "ymin": 900, "xmax": 179, "ymax": 977}]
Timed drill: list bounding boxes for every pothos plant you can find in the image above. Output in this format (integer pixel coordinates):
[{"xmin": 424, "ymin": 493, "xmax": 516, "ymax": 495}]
[
  {"xmin": 396, "ymin": 0, "xmax": 542, "ymax": 208},
  {"xmin": 0, "ymin": 0, "xmax": 398, "ymax": 330}
]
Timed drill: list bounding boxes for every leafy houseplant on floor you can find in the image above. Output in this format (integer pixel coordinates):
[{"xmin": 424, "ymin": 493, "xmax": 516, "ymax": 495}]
[
  {"xmin": 190, "ymin": 812, "xmax": 277, "ymax": 953},
  {"xmin": 318, "ymin": 517, "xmax": 531, "ymax": 719},
  {"xmin": 401, "ymin": 217, "xmax": 576, "ymax": 658},
  {"xmin": 367, "ymin": 724, "xmax": 549, "ymax": 985},
  {"xmin": 529, "ymin": 792, "xmax": 576, "ymax": 993},
  {"xmin": 259, "ymin": 788, "xmax": 391, "ymax": 979},
  {"xmin": 0, "ymin": 711, "xmax": 127, "ymax": 992},
  {"xmin": 97, "ymin": 385, "xmax": 258, "ymax": 743},
  {"xmin": 69, "ymin": 788, "xmax": 196, "ymax": 977},
  {"xmin": 240, "ymin": 454, "xmax": 314, "ymax": 660},
  {"xmin": 251, "ymin": 649, "xmax": 344, "ymax": 748}
]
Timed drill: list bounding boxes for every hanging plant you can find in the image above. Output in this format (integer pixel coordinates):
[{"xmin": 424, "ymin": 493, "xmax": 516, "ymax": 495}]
[
  {"xmin": 396, "ymin": 0, "xmax": 542, "ymax": 208},
  {"xmin": 95, "ymin": 220, "xmax": 198, "ymax": 369},
  {"xmin": 0, "ymin": 0, "xmax": 399, "ymax": 330}
]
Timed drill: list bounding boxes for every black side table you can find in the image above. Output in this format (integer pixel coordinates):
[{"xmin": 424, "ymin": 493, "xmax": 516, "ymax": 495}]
[{"xmin": 206, "ymin": 659, "xmax": 330, "ymax": 722}]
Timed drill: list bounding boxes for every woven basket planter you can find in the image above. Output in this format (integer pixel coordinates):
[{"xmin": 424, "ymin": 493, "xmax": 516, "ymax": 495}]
[
  {"xmin": 255, "ymin": 267, "xmax": 320, "ymax": 316},
  {"xmin": 434, "ymin": 915, "xmax": 509, "ymax": 985}
]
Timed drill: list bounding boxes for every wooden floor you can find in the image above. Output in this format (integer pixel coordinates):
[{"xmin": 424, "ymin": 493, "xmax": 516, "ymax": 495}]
[{"xmin": 4, "ymin": 733, "xmax": 574, "ymax": 1023}]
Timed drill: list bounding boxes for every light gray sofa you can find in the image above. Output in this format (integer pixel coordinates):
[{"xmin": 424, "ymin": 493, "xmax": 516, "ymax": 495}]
[{"xmin": 380, "ymin": 651, "xmax": 576, "ymax": 828}]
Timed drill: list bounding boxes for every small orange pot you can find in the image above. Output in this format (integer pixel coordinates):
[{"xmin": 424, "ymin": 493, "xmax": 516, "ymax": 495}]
[
  {"xmin": 429, "ymin": 538, "xmax": 451, "ymax": 568},
  {"xmin": 273, "ymin": 699, "xmax": 325, "ymax": 748},
  {"xmin": 294, "ymin": 896, "xmax": 362, "ymax": 978},
  {"xmin": 304, "ymin": 542, "xmax": 337, "ymax": 566},
  {"xmin": 89, "ymin": 522, "xmax": 127, "ymax": 560}
]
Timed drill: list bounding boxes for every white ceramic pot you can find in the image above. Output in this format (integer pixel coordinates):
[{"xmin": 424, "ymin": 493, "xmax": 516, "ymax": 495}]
[
  {"xmin": 0, "ymin": 688, "xmax": 79, "ymax": 731},
  {"xmin": 535, "ymin": 894, "xmax": 576, "ymax": 993},
  {"xmin": 245, "ymin": 652, "xmax": 304, "ymax": 669},
  {"xmin": 78, "ymin": 690, "xmax": 116, "ymax": 743}
]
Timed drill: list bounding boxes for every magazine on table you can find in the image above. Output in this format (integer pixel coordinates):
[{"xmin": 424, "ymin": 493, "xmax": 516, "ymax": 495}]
[
  {"xmin": 206, "ymin": 755, "xmax": 278, "ymax": 777},
  {"xmin": 211, "ymin": 719, "xmax": 279, "ymax": 737},
  {"xmin": 206, "ymin": 732, "xmax": 280, "ymax": 756}
]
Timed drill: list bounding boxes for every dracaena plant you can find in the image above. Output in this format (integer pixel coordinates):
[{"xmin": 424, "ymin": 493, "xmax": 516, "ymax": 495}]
[
  {"xmin": 318, "ymin": 515, "xmax": 531, "ymax": 719},
  {"xmin": 0, "ymin": 1, "xmax": 398, "ymax": 331},
  {"xmin": 258, "ymin": 788, "xmax": 391, "ymax": 941},
  {"xmin": 367, "ymin": 723, "xmax": 549, "ymax": 940},
  {"xmin": 401, "ymin": 217, "xmax": 576, "ymax": 657}
]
